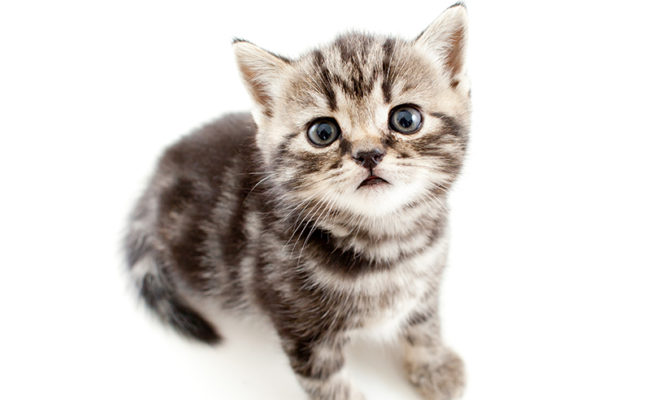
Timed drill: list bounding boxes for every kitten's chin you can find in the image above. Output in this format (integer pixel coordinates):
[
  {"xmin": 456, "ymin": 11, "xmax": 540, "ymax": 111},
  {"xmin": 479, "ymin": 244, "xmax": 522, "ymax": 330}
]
[{"xmin": 343, "ymin": 181, "xmax": 423, "ymax": 218}]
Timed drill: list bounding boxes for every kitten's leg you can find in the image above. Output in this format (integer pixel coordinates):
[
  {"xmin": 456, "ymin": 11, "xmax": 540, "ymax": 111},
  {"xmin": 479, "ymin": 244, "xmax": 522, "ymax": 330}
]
[
  {"xmin": 282, "ymin": 334, "xmax": 364, "ymax": 400},
  {"xmin": 402, "ymin": 308, "xmax": 465, "ymax": 400}
]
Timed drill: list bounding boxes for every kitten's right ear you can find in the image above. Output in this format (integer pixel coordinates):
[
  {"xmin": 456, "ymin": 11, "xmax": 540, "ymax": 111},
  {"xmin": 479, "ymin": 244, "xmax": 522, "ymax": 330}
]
[{"xmin": 232, "ymin": 39, "xmax": 291, "ymax": 119}]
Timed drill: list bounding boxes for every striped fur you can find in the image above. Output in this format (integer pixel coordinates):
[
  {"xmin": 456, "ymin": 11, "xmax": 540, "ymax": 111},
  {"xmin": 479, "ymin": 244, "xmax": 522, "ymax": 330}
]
[{"xmin": 125, "ymin": 4, "xmax": 470, "ymax": 400}]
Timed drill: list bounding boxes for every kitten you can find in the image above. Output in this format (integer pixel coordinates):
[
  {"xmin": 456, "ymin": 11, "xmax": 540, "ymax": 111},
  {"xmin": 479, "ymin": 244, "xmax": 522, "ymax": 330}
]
[{"xmin": 125, "ymin": 3, "xmax": 470, "ymax": 400}]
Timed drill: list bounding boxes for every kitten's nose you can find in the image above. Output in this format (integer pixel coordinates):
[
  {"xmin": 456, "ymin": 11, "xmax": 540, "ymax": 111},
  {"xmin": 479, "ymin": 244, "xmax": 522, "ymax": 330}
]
[{"xmin": 353, "ymin": 149, "xmax": 385, "ymax": 169}]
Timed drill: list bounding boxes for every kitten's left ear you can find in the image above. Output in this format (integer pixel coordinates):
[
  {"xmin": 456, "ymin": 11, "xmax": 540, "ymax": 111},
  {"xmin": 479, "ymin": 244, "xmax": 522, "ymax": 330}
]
[
  {"xmin": 233, "ymin": 39, "xmax": 292, "ymax": 120},
  {"xmin": 415, "ymin": 3, "xmax": 468, "ymax": 88}
]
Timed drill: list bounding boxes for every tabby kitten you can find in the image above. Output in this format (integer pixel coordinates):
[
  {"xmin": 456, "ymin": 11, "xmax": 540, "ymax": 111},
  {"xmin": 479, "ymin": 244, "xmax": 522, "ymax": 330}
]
[{"xmin": 125, "ymin": 3, "xmax": 470, "ymax": 400}]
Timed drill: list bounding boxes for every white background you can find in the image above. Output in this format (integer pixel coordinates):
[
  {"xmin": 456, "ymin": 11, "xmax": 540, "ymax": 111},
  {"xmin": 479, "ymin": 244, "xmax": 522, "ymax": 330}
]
[{"xmin": 1, "ymin": 0, "xmax": 649, "ymax": 399}]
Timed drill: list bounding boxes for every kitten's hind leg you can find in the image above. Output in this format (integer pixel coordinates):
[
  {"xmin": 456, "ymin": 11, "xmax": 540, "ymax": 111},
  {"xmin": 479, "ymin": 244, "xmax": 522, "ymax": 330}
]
[
  {"xmin": 402, "ymin": 310, "xmax": 465, "ymax": 400},
  {"xmin": 125, "ymin": 199, "xmax": 221, "ymax": 345}
]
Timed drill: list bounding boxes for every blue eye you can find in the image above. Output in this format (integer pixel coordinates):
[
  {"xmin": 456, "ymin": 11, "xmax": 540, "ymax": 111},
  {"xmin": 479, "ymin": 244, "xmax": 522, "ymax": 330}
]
[
  {"xmin": 389, "ymin": 105, "xmax": 422, "ymax": 134},
  {"xmin": 307, "ymin": 119, "xmax": 340, "ymax": 147}
]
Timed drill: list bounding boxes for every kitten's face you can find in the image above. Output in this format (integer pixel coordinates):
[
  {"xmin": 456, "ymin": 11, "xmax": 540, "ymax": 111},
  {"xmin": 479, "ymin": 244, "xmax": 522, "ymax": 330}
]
[{"xmin": 236, "ymin": 6, "xmax": 470, "ymax": 218}]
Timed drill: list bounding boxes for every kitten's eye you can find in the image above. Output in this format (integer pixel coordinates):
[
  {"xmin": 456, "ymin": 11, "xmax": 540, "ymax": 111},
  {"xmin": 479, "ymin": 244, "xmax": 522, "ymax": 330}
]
[
  {"xmin": 389, "ymin": 105, "xmax": 422, "ymax": 134},
  {"xmin": 307, "ymin": 119, "xmax": 340, "ymax": 147}
]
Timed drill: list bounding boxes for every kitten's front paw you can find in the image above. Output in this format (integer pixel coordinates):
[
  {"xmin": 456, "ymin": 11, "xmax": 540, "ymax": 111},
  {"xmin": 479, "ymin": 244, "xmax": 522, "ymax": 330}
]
[{"xmin": 407, "ymin": 350, "xmax": 465, "ymax": 400}]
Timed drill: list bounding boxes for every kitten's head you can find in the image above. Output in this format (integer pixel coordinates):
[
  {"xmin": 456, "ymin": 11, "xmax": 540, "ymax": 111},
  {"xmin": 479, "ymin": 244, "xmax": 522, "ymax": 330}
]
[{"xmin": 234, "ymin": 4, "xmax": 470, "ymax": 219}]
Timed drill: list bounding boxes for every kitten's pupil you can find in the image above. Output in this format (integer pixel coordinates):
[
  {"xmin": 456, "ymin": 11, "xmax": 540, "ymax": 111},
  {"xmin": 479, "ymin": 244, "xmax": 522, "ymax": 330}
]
[
  {"xmin": 397, "ymin": 111, "xmax": 414, "ymax": 128},
  {"xmin": 318, "ymin": 124, "xmax": 332, "ymax": 141}
]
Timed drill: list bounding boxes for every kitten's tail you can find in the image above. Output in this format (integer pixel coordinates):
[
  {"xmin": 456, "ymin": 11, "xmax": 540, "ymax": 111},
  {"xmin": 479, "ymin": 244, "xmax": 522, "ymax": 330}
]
[{"xmin": 124, "ymin": 196, "xmax": 220, "ymax": 344}]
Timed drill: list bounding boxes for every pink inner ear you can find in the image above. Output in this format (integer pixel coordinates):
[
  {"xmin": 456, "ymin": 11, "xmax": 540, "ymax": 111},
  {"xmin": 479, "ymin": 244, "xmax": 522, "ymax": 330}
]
[
  {"xmin": 239, "ymin": 63, "xmax": 273, "ymax": 114},
  {"xmin": 445, "ymin": 26, "xmax": 465, "ymax": 78}
]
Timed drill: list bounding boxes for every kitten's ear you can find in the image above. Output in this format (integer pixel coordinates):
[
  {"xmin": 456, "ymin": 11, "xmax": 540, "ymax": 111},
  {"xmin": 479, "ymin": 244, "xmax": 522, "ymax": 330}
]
[
  {"xmin": 233, "ymin": 39, "xmax": 291, "ymax": 119},
  {"xmin": 415, "ymin": 3, "xmax": 468, "ymax": 87}
]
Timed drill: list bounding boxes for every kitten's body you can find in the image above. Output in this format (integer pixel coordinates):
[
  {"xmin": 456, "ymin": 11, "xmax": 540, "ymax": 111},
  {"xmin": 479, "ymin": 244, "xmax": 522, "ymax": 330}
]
[{"xmin": 125, "ymin": 5, "xmax": 470, "ymax": 400}]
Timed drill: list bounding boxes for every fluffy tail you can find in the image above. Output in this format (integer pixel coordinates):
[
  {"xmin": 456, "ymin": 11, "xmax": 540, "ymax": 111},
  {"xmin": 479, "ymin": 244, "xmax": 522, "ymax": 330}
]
[{"xmin": 124, "ymin": 196, "xmax": 220, "ymax": 344}]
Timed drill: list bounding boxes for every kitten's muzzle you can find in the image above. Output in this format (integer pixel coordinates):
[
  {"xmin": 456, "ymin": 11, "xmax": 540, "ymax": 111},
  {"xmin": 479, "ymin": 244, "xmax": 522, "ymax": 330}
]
[
  {"xmin": 354, "ymin": 149, "xmax": 388, "ymax": 188},
  {"xmin": 353, "ymin": 149, "xmax": 385, "ymax": 169}
]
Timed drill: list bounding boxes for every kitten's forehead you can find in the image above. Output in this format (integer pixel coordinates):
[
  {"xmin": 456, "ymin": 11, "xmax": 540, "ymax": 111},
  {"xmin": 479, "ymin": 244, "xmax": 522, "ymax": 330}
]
[{"xmin": 287, "ymin": 33, "xmax": 438, "ymax": 119}]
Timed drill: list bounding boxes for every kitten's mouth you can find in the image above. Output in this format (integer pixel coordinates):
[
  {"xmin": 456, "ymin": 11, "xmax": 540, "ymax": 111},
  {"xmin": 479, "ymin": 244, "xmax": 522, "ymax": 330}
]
[{"xmin": 358, "ymin": 175, "xmax": 389, "ymax": 189}]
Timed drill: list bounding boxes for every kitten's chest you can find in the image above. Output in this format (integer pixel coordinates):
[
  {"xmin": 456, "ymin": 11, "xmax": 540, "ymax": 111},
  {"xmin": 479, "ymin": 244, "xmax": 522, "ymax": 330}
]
[{"xmin": 345, "ymin": 243, "xmax": 445, "ymax": 340}]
